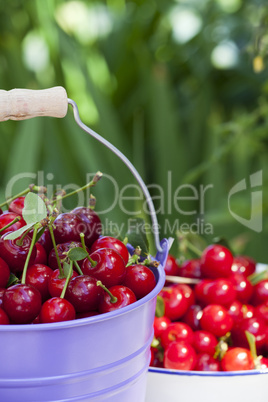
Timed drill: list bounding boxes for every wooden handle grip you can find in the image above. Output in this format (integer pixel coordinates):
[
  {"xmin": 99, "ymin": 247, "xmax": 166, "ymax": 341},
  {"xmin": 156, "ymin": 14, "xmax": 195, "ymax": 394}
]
[{"xmin": 0, "ymin": 86, "xmax": 68, "ymax": 121}]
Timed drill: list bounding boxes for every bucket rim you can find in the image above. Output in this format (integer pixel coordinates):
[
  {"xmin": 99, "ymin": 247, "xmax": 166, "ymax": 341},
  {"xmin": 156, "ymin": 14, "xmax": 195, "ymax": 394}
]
[{"xmin": 0, "ymin": 238, "xmax": 168, "ymax": 332}]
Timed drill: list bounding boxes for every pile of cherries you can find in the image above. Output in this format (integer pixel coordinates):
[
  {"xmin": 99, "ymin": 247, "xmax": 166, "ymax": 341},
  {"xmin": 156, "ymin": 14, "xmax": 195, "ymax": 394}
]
[
  {"xmin": 0, "ymin": 188, "xmax": 157, "ymax": 325},
  {"xmin": 151, "ymin": 244, "xmax": 268, "ymax": 372}
]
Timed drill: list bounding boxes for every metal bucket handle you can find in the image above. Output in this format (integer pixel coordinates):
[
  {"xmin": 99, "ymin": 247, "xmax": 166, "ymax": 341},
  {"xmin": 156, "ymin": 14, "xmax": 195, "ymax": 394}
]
[{"xmin": 0, "ymin": 86, "xmax": 164, "ymax": 254}]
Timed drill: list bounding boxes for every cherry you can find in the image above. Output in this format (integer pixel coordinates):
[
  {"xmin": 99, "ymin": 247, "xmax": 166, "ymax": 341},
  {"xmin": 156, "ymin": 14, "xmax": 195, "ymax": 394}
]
[
  {"xmin": 159, "ymin": 286, "xmax": 189, "ymax": 321},
  {"xmin": 227, "ymin": 300, "xmax": 244, "ymax": 323},
  {"xmin": 48, "ymin": 268, "xmax": 78, "ymax": 298},
  {"xmin": 0, "ymin": 256, "xmax": 10, "ymax": 288},
  {"xmin": 179, "ymin": 259, "xmax": 202, "ymax": 279},
  {"xmin": 164, "ymin": 255, "xmax": 180, "ymax": 276},
  {"xmin": 221, "ymin": 347, "xmax": 254, "ymax": 371},
  {"xmin": 0, "ymin": 288, "xmax": 5, "ymax": 308},
  {"xmin": 153, "ymin": 316, "xmax": 171, "ymax": 339},
  {"xmin": 48, "ymin": 241, "xmax": 89, "ymax": 271},
  {"xmin": 3, "ymin": 284, "xmax": 42, "ymax": 324},
  {"xmin": 33, "ymin": 243, "xmax": 48, "ymax": 265},
  {"xmin": 76, "ymin": 310, "xmax": 100, "ymax": 319},
  {"xmin": 200, "ymin": 304, "xmax": 233, "ymax": 337},
  {"xmin": 0, "ymin": 307, "xmax": 10, "ymax": 324},
  {"xmin": 241, "ymin": 304, "xmax": 255, "ymax": 320},
  {"xmin": 90, "ymin": 236, "xmax": 129, "ymax": 265},
  {"xmin": 66, "ymin": 275, "xmax": 103, "ymax": 313},
  {"xmin": 150, "ymin": 347, "xmax": 164, "ymax": 368},
  {"xmin": 255, "ymin": 301, "xmax": 268, "ymax": 325},
  {"xmin": 194, "ymin": 353, "xmax": 220, "ymax": 371},
  {"xmin": 171, "ymin": 283, "xmax": 195, "ymax": 309},
  {"xmin": 250, "ymin": 279, "xmax": 268, "ymax": 306},
  {"xmin": 81, "ymin": 248, "xmax": 126, "ymax": 288},
  {"xmin": 231, "ymin": 316, "xmax": 267, "ymax": 351},
  {"xmin": 160, "ymin": 322, "xmax": 194, "ymax": 349},
  {"xmin": 0, "ymin": 211, "xmax": 26, "ymax": 235},
  {"xmin": 164, "ymin": 341, "xmax": 197, "ymax": 371},
  {"xmin": 192, "ymin": 330, "xmax": 218, "ymax": 356},
  {"xmin": 39, "ymin": 297, "xmax": 76, "ymax": 323},
  {"xmin": 0, "ymin": 232, "xmax": 37, "ymax": 275},
  {"xmin": 231, "ymin": 255, "xmax": 256, "ymax": 277},
  {"xmin": 200, "ymin": 244, "xmax": 233, "ymax": 279},
  {"xmin": 205, "ymin": 278, "xmax": 237, "ymax": 307},
  {"xmin": 98, "ymin": 284, "xmax": 136, "ymax": 314},
  {"xmin": 25, "ymin": 264, "xmax": 53, "ymax": 302},
  {"xmin": 122, "ymin": 264, "xmax": 156, "ymax": 299},
  {"xmin": 8, "ymin": 196, "xmax": 25, "ymax": 216},
  {"xmin": 194, "ymin": 279, "xmax": 213, "ymax": 306},
  {"xmin": 228, "ymin": 273, "xmax": 253, "ymax": 304},
  {"xmin": 36, "ymin": 228, "xmax": 53, "ymax": 254},
  {"xmin": 181, "ymin": 304, "xmax": 203, "ymax": 331}
]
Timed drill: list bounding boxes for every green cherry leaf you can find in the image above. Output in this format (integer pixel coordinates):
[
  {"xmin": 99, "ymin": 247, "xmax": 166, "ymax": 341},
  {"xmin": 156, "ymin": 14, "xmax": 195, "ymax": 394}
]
[
  {"xmin": 22, "ymin": 192, "xmax": 47, "ymax": 225},
  {"xmin": 63, "ymin": 261, "xmax": 71, "ymax": 278},
  {"xmin": 68, "ymin": 247, "xmax": 88, "ymax": 261},
  {"xmin": 4, "ymin": 222, "xmax": 35, "ymax": 240},
  {"xmin": 125, "ymin": 217, "xmax": 149, "ymax": 257}
]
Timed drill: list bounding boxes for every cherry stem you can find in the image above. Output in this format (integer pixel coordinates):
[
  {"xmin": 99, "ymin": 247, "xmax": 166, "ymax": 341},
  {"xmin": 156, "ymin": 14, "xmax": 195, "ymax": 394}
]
[
  {"xmin": 21, "ymin": 226, "xmax": 38, "ymax": 285},
  {"xmin": 245, "ymin": 330, "xmax": 258, "ymax": 361},
  {"xmin": 48, "ymin": 223, "xmax": 64, "ymax": 277},
  {"xmin": 53, "ymin": 172, "xmax": 102, "ymax": 205},
  {"xmin": 74, "ymin": 261, "xmax": 84, "ymax": 276},
  {"xmin": 96, "ymin": 280, "xmax": 117, "ymax": 303},
  {"xmin": 80, "ymin": 233, "xmax": 97, "ymax": 267},
  {"xmin": 248, "ymin": 268, "xmax": 268, "ymax": 286},
  {"xmin": 0, "ymin": 185, "xmax": 46, "ymax": 209},
  {"xmin": 60, "ymin": 261, "xmax": 73, "ymax": 299},
  {"xmin": 16, "ymin": 226, "xmax": 33, "ymax": 247},
  {"xmin": 0, "ymin": 216, "xmax": 21, "ymax": 234}
]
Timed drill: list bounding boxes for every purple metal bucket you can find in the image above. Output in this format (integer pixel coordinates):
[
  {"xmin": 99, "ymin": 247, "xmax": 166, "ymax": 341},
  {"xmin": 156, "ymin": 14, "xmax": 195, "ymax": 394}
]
[
  {"xmin": 0, "ymin": 87, "xmax": 169, "ymax": 401},
  {"xmin": 0, "ymin": 240, "xmax": 168, "ymax": 401}
]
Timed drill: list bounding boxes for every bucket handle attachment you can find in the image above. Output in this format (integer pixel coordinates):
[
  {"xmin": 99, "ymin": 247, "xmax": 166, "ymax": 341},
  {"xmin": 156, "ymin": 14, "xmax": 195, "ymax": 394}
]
[{"xmin": 0, "ymin": 86, "xmax": 164, "ymax": 253}]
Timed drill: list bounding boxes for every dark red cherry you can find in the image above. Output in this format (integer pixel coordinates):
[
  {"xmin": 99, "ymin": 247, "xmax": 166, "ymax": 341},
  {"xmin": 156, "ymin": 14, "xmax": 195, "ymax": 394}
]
[
  {"xmin": 181, "ymin": 304, "xmax": 203, "ymax": 331},
  {"xmin": 33, "ymin": 243, "xmax": 48, "ymax": 265},
  {"xmin": 71, "ymin": 207, "xmax": 102, "ymax": 246},
  {"xmin": 0, "ymin": 211, "xmax": 26, "ymax": 234},
  {"xmin": 25, "ymin": 264, "xmax": 53, "ymax": 302},
  {"xmin": 0, "ymin": 307, "xmax": 10, "ymax": 324},
  {"xmin": 39, "ymin": 297, "xmax": 76, "ymax": 323},
  {"xmin": 192, "ymin": 330, "xmax": 218, "ymax": 356},
  {"xmin": 122, "ymin": 264, "xmax": 156, "ymax": 299},
  {"xmin": 179, "ymin": 259, "xmax": 202, "ymax": 279},
  {"xmin": 48, "ymin": 241, "xmax": 89, "ymax": 270},
  {"xmin": 0, "ymin": 232, "xmax": 37, "ymax": 275},
  {"xmin": 227, "ymin": 300, "xmax": 244, "ymax": 323},
  {"xmin": 90, "ymin": 236, "xmax": 129, "ymax": 265},
  {"xmin": 194, "ymin": 353, "xmax": 220, "ymax": 371},
  {"xmin": 81, "ymin": 248, "xmax": 126, "ymax": 288},
  {"xmin": 36, "ymin": 228, "xmax": 53, "ymax": 254},
  {"xmin": 8, "ymin": 196, "xmax": 25, "ymax": 216},
  {"xmin": 255, "ymin": 301, "xmax": 268, "ymax": 325},
  {"xmin": 0, "ymin": 288, "xmax": 5, "ymax": 308},
  {"xmin": 0, "ymin": 256, "xmax": 10, "ymax": 288},
  {"xmin": 98, "ymin": 285, "xmax": 136, "ymax": 313},
  {"xmin": 251, "ymin": 279, "xmax": 268, "ymax": 306},
  {"xmin": 3, "ymin": 284, "xmax": 42, "ymax": 324},
  {"xmin": 200, "ymin": 244, "xmax": 233, "ymax": 279},
  {"xmin": 164, "ymin": 255, "xmax": 180, "ymax": 276},
  {"xmin": 231, "ymin": 316, "xmax": 267, "ymax": 350},
  {"xmin": 66, "ymin": 275, "xmax": 103, "ymax": 313},
  {"xmin": 229, "ymin": 273, "xmax": 253, "ymax": 304}
]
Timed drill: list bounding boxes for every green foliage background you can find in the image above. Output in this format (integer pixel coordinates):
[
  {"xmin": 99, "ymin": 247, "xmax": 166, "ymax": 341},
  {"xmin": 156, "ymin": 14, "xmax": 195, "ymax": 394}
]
[{"xmin": 0, "ymin": 0, "xmax": 268, "ymax": 261}]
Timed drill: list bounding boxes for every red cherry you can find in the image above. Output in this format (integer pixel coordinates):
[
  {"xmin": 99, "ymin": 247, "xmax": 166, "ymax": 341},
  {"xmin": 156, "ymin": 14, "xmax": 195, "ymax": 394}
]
[
  {"xmin": 81, "ymin": 248, "xmax": 126, "ymax": 288},
  {"xmin": 179, "ymin": 259, "xmax": 202, "ymax": 279},
  {"xmin": 228, "ymin": 273, "xmax": 253, "ymax": 304},
  {"xmin": 0, "ymin": 288, "xmax": 5, "ymax": 308},
  {"xmin": 39, "ymin": 297, "xmax": 76, "ymax": 323},
  {"xmin": 0, "ymin": 212, "xmax": 26, "ymax": 235},
  {"xmin": 3, "ymin": 284, "xmax": 42, "ymax": 324},
  {"xmin": 66, "ymin": 275, "xmax": 103, "ymax": 313},
  {"xmin": 200, "ymin": 304, "xmax": 233, "ymax": 337},
  {"xmin": 153, "ymin": 316, "xmax": 171, "ymax": 339},
  {"xmin": 164, "ymin": 341, "xmax": 197, "ymax": 371},
  {"xmin": 0, "ymin": 232, "xmax": 37, "ymax": 275},
  {"xmin": 48, "ymin": 241, "xmax": 89, "ymax": 270},
  {"xmin": 0, "ymin": 256, "xmax": 10, "ymax": 288},
  {"xmin": 98, "ymin": 285, "xmax": 136, "ymax": 314},
  {"xmin": 0, "ymin": 307, "xmax": 10, "ymax": 324},
  {"xmin": 122, "ymin": 264, "xmax": 156, "ymax": 299},
  {"xmin": 227, "ymin": 300, "xmax": 244, "ymax": 323},
  {"xmin": 255, "ymin": 301, "xmax": 268, "ymax": 325},
  {"xmin": 194, "ymin": 279, "xmax": 213, "ymax": 306},
  {"xmin": 251, "ymin": 280, "xmax": 268, "ymax": 306},
  {"xmin": 221, "ymin": 347, "xmax": 254, "ymax": 371},
  {"xmin": 231, "ymin": 256, "xmax": 256, "ymax": 277},
  {"xmin": 48, "ymin": 269, "xmax": 78, "ymax": 298},
  {"xmin": 194, "ymin": 353, "xmax": 220, "ymax": 371},
  {"xmin": 159, "ymin": 286, "xmax": 188, "ymax": 321},
  {"xmin": 181, "ymin": 304, "xmax": 203, "ymax": 331},
  {"xmin": 192, "ymin": 330, "xmax": 218, "ymax": 356},
  {"xmin": 8, "ymin": 196, "xmax": 25, "ymax": 216},
  {"xmin": 231, "ymin": 316, "xmax": 267, "ymax": 350},
  {"xmin": 33, "ymin": 243, "xmax": 48, "ymax": 265},
  {"xmin": 160, "ymin": 322, "xmax": 194, "ymax": 349},
  {"xmin": 164, "ymin": 255, "xmax": 180, "ymax": 276},
  {"xmin": 205, "ymin": 278, "xmax": 237, "ymax": 307},
  {"xmin": 150, "ymin": 347, "xmax": 164, "ymax": 368},
  {"xmin": 171, "ymin": 283, "xmax": 195, "ymax": 309},
  {"xmin": 90, "ymin": 236, "xmax": 129, "ymax": 265},
  {"xmin": 71, "ymin": 207, "xmax": 102, "ymax": 246},
  {"xmin": 25, "ymin": 264, "xmax": 53, "ymax": 302},
  {"xmin": 200, "ymin": 244, "xmax": 233, "ymax": 279}
]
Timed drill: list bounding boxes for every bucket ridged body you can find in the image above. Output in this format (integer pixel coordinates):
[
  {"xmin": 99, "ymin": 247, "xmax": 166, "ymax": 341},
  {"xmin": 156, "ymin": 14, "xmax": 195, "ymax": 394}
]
[{"xmin": 0, "ymin": 239, "xmax": 168, "ymax": 402}]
